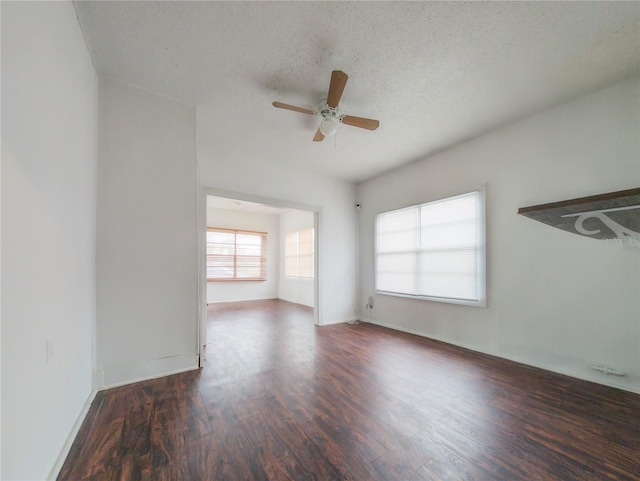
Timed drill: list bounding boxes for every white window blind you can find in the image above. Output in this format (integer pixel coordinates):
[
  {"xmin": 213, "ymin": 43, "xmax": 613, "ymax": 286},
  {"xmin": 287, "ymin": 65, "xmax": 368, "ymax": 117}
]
[
  {"xmin": 206, "ymin": 228, "xmax": 266, "ymax": 281},
  {"xmin": 376, "ymin": 191, "xmax": 485, "ymax": 306},
  {"xmin": 285, "ymin": 227, "xmax": 314, "ymax": 279}
]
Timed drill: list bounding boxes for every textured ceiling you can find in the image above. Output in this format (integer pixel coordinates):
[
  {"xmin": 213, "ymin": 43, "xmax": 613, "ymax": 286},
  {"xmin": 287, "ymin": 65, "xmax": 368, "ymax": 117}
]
[{"xmin": 74, "ymin": 1, "xmax": 640, "ymax": 183}]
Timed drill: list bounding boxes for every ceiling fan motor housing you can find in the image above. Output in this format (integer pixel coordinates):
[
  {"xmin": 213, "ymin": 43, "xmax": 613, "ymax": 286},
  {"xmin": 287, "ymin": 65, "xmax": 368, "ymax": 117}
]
[
  {"xmin": 318, "ymin": 99, "xmax": 339, "ymax": 119},
  {"xmin": 318, "ymin": 99, "xmax": 340, "ymax": 136}
]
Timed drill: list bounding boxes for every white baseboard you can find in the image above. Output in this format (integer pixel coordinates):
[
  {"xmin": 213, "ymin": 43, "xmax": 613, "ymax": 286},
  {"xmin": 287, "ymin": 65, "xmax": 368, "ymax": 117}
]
[
  {"xmin": 207, "ymin": 296, "xmax": 277, "ymax": 304},
  {"xmin": 364, "ymin": 318, "xmax": 640, "ymax": 395},
  {"xmin": 99, "ymin": 353, "xmax": 199, "ymax": 389},
  {"xmin": 48, "ymin": 389, "xmax": 98, "ymax": 480},
  {"xmin": 320, "ymin": 317, "xmax": 356, "ymax": 326}
]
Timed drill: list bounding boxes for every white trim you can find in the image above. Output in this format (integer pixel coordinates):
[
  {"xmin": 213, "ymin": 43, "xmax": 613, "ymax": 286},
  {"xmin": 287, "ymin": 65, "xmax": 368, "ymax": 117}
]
[
  {"xmin": 196, "ymin": 157, "xmax": 206, "ymax": 364},
  {"xmin": 99, "ymin": 353, "xmax": 199, "ymax": 389},
  {"xmin": 313, "ymin": 211, "xmax": 321, "ymax": 326},
  {"xmin": 364, "ymin": 318, "xmax": 640, "ymax": 395},
  {"xmin": 48, "ymin": 389, "xmax": 98, "ymax": 480}
]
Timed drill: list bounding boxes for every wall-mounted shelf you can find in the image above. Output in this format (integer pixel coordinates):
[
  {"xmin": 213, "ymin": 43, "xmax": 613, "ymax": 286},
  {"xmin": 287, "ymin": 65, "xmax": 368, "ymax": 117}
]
[{"xmin": 518, "ymin": 188, "xmax": 640, "ymax": 244}]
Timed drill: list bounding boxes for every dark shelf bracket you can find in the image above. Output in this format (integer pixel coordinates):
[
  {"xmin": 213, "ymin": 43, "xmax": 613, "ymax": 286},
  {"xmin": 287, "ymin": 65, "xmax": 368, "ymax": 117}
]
[{"xmin": 518, "ymin": 188, "xmax": 640, "ymax": 246}]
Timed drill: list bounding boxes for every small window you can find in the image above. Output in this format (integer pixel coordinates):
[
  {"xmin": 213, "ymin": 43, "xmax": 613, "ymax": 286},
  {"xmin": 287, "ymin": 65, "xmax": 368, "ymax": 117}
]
[
  {"xmin": 206, "ymin": 228, "xmax": 266, "ymax": 281},
  {"xmin": 375, "ymin": 190, "xmax": 485, "ymax": 306},
  {"xmin": 285, "ymin": 227, "xmax": 314, "ymax": 279}
]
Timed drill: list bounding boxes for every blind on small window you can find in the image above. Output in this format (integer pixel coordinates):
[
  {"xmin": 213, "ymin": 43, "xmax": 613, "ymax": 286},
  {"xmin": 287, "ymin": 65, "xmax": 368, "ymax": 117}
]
[
  {"xmin": 297, "ymin": 227, "xmax": 314, "ymax": 279},
  {"xmin": 207, "ymin": 228, "xmax": 266, "ymax": 281},
  {"xmin": 285, "ymin": 227, "xmax": 314, "ymax": 279},
  {"xmin": 376, "ymin": 191, "xmax": 483, "ymax": 304},
  {"xmin": 285, "ymin": 231, "xmax": 298, "ymax": 277}
]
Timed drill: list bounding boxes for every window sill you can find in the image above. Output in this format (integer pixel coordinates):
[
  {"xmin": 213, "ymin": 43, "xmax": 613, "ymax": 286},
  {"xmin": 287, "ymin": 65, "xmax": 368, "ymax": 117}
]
[
  {"xmin": 376, "ymin": 290, "xmax": 486, "ymax": 308},
  {"xmin": 207, "ymin": 278, "xmax": 266, "ymax": 282}
]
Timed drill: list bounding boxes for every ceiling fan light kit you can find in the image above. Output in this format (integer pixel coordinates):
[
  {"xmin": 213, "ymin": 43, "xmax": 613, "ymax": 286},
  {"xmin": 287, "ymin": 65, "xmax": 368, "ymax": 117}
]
[
  {"xmin": 272, "ymin": 70, "xmax": 380, "ymax": 142},
  {"xmin": 318, "ymin": 99, "xmax": 339, "ymax": 136},
  {"xmin": 320, "ymin": 117, "xmax": 339, "ymax": 136}
]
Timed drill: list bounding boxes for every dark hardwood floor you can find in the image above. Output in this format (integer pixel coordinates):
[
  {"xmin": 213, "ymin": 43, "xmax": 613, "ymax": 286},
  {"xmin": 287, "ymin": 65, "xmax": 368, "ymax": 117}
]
[{"xmin": 58, "ymin": 299, "xmax": 640, "ymax": 480}]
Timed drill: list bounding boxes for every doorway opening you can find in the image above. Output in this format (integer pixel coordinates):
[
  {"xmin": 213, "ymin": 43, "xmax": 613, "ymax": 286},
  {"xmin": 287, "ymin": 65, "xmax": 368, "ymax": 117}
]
[{"xmin": 198, "ymin": 188, "xmax": 321, "ymax": 363}]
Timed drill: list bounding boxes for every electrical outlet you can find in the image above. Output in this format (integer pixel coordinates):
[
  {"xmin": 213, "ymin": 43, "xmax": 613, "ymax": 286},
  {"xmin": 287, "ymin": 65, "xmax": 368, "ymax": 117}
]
[{"xmin": 591, "ymin": 365, "xmax": 626, "ymax": 376}]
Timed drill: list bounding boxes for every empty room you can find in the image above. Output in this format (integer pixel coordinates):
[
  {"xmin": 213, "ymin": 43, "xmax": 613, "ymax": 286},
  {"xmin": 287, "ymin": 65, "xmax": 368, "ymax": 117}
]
[{"xmin": 2, "ymin": 1, "xmax": 639, "ymax": 480}]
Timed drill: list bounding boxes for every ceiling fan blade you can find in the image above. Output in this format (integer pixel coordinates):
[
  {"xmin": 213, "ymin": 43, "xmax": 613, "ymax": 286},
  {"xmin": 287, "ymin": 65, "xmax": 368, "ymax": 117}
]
[
  {"xmin": 272, "ymin": 101, "xmax": 315, "ymax": 116},
  {"xmin": 341, "ymin": 115, "xmax": 380, "ymax": 131},
  {"xmin": 326, "ymin": 70, "xmax": 348, "ymax": 108},
  {"xmin": 313, "ymin": 128, "xmax": 325, "ymax": 142}
]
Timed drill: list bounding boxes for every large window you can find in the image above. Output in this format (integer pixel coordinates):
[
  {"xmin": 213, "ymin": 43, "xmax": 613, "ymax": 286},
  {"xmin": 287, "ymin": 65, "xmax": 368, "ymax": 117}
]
[
  {"xmin": 206, "ymin": 228, "xmax": 266, "ymax": 281},
  {"xmin": 285, "ymin": 227, "xmax": 314, "ymax": 279},
  {"xmin": 375, "ymin": 190, "xmax": 485, "ymax": 306}
]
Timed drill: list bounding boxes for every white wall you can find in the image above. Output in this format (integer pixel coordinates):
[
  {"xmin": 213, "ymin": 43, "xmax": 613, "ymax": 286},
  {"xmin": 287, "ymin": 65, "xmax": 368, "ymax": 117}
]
[
  {"xmin": 198, "ymin": 112, "xmax": 358, "ymax": 325},
  {"xmin": 279, "ymin": 210, "xmax": 315, "ymax": 307},
  {"xmin": 206, "ymin": 207, "xmax": 280, "ymax": 303},
  {"xmin": 1, "ymin": 2, "xmax": 97, "ymax": 479},
  {"xmin": 358, "ymin": 77, "xmax": 640, "ymax": 393},
  {"xmin": 96, "ymin": 78, "xmax": 199, "ymax": 387}
]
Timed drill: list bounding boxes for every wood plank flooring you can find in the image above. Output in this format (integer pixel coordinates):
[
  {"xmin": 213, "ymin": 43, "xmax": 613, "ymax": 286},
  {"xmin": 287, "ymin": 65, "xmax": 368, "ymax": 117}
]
[{"xmin": 58, "ymin": 299, "xmax": 640, "ymax": 480}]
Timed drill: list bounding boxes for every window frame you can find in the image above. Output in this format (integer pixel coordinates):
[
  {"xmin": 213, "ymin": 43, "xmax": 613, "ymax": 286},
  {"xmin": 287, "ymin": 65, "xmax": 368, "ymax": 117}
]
[
  {"xmin": 374, "ymin": 188, "xmax": 486, "ymax": 307},
  {"xmin": 284, "ymin": 226, "xmax": 315, "ymax": 280},
  {"xmin": 206, "ymin": 227, "xmax": 267, "ymax": 282}
]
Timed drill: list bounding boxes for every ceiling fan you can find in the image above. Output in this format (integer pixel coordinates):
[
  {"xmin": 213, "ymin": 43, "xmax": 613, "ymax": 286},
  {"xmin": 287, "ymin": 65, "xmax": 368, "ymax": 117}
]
[{"xmin": 272, "ymin": 70, "xmax": 380, "ymax": 142}]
